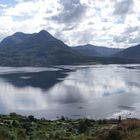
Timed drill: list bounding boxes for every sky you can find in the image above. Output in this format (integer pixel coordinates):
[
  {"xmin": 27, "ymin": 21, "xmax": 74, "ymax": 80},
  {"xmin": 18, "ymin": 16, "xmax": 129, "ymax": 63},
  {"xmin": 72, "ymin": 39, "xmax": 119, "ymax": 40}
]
[{"xmin": 0, "ymin": 0, "xmax": 140, "ymax": 48}]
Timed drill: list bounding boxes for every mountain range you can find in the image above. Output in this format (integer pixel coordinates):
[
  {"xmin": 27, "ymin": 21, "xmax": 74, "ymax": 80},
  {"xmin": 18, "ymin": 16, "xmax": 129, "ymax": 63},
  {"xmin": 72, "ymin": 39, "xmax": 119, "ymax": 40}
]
[
  {"xmin": 114, "ymin": 44, "xmax": 140, "ymax": 61},
  {"xmin": 0, "ymin": 30, "xmax": 139, "ymax": 66},
  {"xmin": 0, "ymin": 30, "xmax": 93, "ymax": 66},
  {"xmin": 73, "ymin": 44, "xmax": 123, "ymax": 57}
]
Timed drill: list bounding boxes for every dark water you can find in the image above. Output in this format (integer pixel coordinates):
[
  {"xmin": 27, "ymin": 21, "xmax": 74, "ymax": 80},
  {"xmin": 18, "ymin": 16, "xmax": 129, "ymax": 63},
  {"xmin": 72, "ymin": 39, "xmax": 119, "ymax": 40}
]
[{"xmin": 0, "ymin": 64, "xmax": 140, "ymax": 120}]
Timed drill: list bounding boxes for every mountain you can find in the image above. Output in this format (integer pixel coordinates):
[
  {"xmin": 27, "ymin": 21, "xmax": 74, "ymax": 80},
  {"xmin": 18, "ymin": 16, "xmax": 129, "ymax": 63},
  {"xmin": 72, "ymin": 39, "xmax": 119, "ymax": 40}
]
[
  {"xmin": 114, "ymin": 44, "xmax": 140, "ymax": 62},
  {"xmin": 0, "ymin": 30, "xmax": 94, "ymax": 66},
  {"xmin": 73, "ymin": 44, "xmax": 123, "ymax": 57},
  {"xmin": 0, "ymin": 32, "xmax": 31, "ymax": 48},
  {"xmin": 0, "ymin": 30, "xmax": 138, "ymax": 66}
]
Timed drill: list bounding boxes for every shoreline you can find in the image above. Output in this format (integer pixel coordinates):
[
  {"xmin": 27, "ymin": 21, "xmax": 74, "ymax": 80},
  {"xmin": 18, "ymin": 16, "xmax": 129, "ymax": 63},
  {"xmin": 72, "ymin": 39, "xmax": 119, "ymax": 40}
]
[{"xmin": 0, "ymin": 113, "xmax": 140, "ymax": 140}]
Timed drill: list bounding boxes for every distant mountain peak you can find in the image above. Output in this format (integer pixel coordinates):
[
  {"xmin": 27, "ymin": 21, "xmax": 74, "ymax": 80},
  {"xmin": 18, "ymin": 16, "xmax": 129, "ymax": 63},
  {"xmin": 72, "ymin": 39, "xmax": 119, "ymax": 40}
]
[
  {"xmin": 13, "ymin": 32, "xmax": 25, "ymax": 36},
  {"xmin": 86, "ymin": 44, "xmax": 92, "ymax": 46},
  {"xmin": 13, "ymin": 32, "xmax": 29, "ymax": 38},
  {"xmin": 39, "ymin": 29, "xmax": 47, "ymax": 33},
  {"xmin": 37, "ymin": 30, "xmax": 55, "ymax": 40},
  {"xmin": 38, "ymin": 30, "xmax": 52, "ymax": 35}
]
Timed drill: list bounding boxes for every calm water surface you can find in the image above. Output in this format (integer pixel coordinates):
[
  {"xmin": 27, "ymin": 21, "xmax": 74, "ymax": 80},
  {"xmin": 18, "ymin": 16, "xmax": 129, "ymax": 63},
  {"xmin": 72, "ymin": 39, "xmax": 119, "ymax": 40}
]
[{"xmin": 0, "ymin": 64, "xmax": 140, "ymax": 119}]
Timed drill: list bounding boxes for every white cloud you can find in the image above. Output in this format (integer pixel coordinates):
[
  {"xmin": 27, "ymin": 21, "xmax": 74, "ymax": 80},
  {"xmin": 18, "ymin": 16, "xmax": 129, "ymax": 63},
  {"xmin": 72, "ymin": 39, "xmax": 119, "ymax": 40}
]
[
  {"xmin": 0, "ymin": 0, "xmax": 140, "ymax": 48},
  {"xmin": 0, "ymin": 4, "xmax": 8, "ymax": 8}
]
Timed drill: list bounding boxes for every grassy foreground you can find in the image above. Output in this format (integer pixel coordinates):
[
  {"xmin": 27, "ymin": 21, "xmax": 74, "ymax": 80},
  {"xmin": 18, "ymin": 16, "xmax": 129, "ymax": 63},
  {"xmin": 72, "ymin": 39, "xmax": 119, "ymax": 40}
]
[{"xmin": 0, "ymin": 113, "xmax": 140, "ymax": 140}]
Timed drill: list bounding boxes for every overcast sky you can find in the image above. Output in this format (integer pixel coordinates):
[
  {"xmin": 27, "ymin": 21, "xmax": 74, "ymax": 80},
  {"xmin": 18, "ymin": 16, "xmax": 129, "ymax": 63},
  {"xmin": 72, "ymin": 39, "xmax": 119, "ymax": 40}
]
[{"xmin": 0, "ymin": 0, "xmax": 140, "ymax": 48}]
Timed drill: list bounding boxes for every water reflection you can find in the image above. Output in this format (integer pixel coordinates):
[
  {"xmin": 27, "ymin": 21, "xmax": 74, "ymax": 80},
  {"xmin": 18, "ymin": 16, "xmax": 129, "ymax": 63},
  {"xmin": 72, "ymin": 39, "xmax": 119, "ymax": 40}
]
[
  {"xmin": 47, "ymin": 65, "xmax": 140, "ymax": 103},
  {"xmin": 0, "ymin": 65, "xmax": 140, "ymax": 119},
  {"xmin": 0, "ymin": 68, "xmax": 71, "ymax": 90}
]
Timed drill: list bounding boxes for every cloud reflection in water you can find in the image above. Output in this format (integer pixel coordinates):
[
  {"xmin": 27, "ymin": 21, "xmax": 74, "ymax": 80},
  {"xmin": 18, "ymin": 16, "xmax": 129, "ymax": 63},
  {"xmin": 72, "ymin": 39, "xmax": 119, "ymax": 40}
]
[
  {"xmin": 47, "ymin": 66, "xmax": 140, "ymax": 103},
  {"xmin": 0, "ymin": 80, "xmax": 47, "ymax": 111},
  {"xmin": 0, "ymin": 65, "xmax": 140, "ymax": 119}
]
